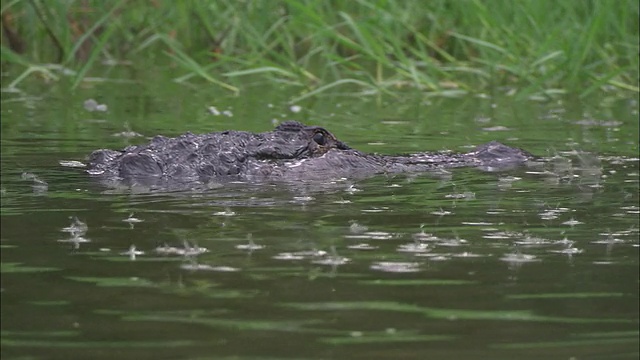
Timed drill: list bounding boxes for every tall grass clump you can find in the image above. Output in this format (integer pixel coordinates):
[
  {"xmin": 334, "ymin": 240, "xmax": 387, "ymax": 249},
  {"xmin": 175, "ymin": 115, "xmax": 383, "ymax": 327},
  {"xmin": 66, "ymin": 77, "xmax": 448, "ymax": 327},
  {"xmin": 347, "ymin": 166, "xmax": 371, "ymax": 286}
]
[{"xmin": 1, "ymin": 0, "xmax": 638, "ymax": 99}]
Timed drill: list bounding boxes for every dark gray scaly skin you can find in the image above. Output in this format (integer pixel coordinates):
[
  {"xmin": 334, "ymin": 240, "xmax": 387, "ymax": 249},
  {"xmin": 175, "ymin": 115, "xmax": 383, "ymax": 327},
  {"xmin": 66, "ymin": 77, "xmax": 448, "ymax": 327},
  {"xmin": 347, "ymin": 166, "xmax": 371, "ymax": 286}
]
[{"xmin": 86, "ymin": 121, "xmax": 534, "ymax": 185}]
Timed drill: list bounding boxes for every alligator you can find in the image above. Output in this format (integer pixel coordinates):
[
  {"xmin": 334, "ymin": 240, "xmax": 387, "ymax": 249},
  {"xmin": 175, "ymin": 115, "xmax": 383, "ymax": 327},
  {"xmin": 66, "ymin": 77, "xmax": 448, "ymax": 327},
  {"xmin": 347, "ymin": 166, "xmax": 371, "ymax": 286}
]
[{"xmin": 86, "ymin": 121, "xmax": 534, "ymax": 186}]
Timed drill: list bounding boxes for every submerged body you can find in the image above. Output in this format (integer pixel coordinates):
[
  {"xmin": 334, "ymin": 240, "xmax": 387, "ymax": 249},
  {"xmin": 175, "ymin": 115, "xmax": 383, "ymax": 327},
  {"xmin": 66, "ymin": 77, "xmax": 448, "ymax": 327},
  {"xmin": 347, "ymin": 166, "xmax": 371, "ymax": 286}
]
[{"xmin": 87, "ymin": 121, "xmax": 534, "ymax": 185}]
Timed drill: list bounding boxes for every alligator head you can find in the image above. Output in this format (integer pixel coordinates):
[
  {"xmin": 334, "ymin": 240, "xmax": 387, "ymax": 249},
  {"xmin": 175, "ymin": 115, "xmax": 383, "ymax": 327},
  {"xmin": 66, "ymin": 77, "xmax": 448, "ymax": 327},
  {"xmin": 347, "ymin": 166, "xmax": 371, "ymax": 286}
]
[{"xmin": 86, "ymin": 121, "xmax": 534, "ymax": 185}]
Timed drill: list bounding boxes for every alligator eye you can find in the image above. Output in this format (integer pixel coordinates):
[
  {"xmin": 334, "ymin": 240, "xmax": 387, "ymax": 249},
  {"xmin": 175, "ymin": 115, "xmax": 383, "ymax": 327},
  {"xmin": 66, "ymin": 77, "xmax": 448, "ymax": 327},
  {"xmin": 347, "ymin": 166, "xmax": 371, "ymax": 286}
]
[{"xmin": 313, "ymin": 132, "xmax": 326, "ymax": 146}]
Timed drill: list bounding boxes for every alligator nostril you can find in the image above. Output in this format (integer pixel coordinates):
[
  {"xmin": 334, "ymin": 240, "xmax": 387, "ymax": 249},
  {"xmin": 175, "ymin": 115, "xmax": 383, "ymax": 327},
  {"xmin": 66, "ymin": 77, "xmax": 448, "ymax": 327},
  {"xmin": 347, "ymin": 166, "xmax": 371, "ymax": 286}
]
[{"xmin": 313, "ymin": 132, "xmax": 326, "ymax": 146}]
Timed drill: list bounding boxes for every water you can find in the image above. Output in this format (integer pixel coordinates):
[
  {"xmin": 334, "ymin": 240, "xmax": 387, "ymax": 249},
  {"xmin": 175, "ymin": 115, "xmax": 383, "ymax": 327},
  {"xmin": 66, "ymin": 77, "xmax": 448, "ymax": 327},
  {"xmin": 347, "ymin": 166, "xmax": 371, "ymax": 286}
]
[{"xmin": 1, "ymin": 78, "xmax": 638, "ymax": 359}]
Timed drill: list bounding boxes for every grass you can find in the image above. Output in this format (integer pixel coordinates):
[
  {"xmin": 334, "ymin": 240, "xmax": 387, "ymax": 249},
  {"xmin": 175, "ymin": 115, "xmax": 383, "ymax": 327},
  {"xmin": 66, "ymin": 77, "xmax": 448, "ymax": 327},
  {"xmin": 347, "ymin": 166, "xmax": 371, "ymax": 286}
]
[{"xmin": 1, "ymin": 0, "xmax": 638, "ymax": 99}]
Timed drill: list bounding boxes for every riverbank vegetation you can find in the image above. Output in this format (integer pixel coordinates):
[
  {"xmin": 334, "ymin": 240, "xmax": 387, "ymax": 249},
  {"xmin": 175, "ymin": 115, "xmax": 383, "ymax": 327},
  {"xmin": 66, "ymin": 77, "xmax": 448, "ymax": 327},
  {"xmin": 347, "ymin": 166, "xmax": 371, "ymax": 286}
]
[{"xmin": 1, "ymin": 0, "xmax": 638, "ymax": 100}]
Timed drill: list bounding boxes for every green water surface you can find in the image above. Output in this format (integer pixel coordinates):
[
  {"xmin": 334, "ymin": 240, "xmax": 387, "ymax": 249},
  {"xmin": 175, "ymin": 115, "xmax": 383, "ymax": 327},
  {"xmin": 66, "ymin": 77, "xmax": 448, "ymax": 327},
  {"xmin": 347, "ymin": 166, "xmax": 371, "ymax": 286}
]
[{"xmin": 1, "ymin": 73, "xmax": 638, "ymax": 359}]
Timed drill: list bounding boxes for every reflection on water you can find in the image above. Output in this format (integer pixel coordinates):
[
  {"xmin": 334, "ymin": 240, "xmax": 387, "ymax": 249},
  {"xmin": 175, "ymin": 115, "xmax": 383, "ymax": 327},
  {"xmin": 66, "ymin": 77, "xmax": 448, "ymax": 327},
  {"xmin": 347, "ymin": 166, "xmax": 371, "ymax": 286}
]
[{"xmin": 1, "ymin": 91, "xmax": 638, "ymax": 359}]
